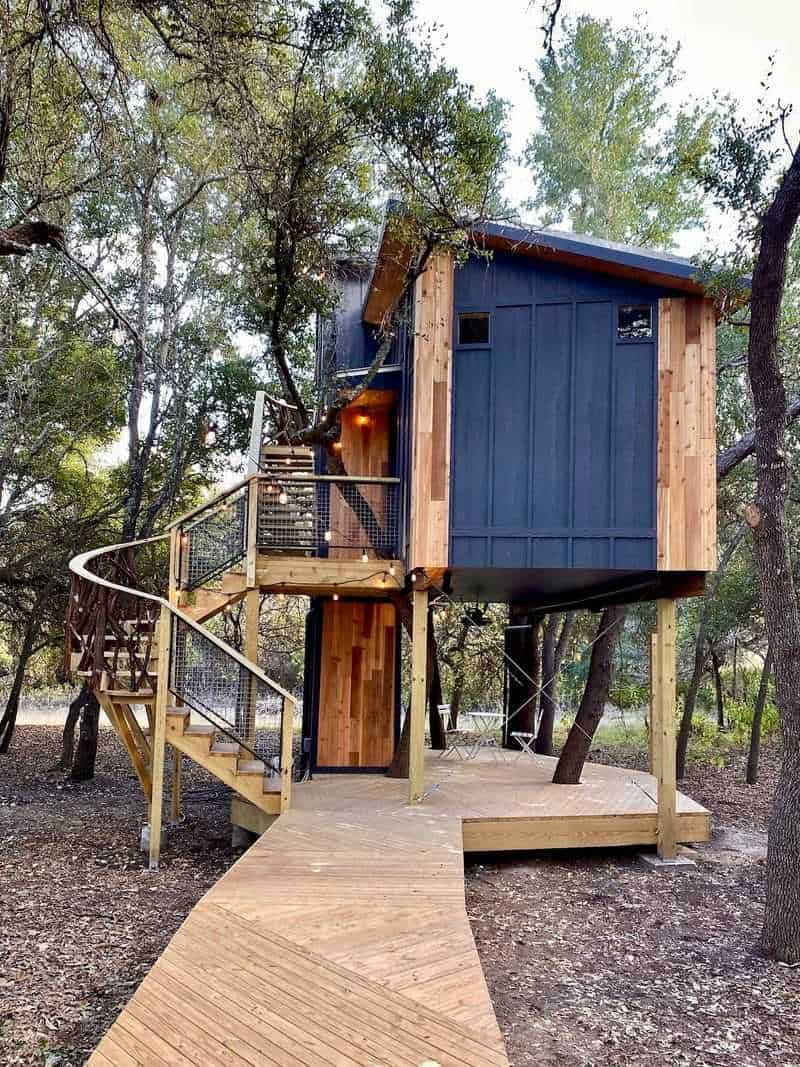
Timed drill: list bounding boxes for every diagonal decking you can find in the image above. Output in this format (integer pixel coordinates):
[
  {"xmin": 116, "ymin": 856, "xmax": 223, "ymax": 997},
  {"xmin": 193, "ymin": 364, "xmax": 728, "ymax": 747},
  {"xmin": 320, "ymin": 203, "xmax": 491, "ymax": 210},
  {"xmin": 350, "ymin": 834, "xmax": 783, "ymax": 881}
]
[{"xmin": 88, "ymin": 756, "xmax": 708, "ymax": 1066}]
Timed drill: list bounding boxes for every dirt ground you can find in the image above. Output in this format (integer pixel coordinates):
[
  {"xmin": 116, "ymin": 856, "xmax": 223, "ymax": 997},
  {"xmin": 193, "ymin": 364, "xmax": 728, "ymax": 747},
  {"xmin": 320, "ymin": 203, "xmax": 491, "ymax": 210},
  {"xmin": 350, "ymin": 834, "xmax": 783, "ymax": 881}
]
[{"xmin": 1, "ymin": 725, "xmax": 796, "ymax": 1067}]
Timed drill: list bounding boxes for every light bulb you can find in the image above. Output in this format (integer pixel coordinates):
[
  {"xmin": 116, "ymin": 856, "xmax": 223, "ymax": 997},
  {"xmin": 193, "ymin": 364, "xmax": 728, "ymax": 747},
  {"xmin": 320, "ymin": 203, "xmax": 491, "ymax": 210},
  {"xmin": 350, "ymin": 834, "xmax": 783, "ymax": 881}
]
[
  {"xmin": 333, "ymin": 441, "xmax": 342, "ymax": 451},
  {"xmin": 411, "ymin": 572, "xmax": 417, "ymax": 582},
  {"xmin": 389, "ymin": 565, "xmax": 396, "ymax": 576},
  {"xmin": 357, "ymin": 414, "xmax": 369, "ymax": 427},
  {"xmin": 279, "ymin": 491, "xmax": 288, "ymax": 505},
  {"xmin": 204, "ymin": 428, "xmax": 217, "ymax": 446},
  {"xmin": 332, "ymin": 592, "xmax": 339, "ymax": 601},
  {"xmin": 111, "ymin": 323, "xmax": 126, "ymax": 346},
  {"xmin": 361, "ymin": 552, "xmax": 368, "ymax": 563},
  {"xmin": 324, "ymin": 530, "xmax": 332, "ymax": 542}
]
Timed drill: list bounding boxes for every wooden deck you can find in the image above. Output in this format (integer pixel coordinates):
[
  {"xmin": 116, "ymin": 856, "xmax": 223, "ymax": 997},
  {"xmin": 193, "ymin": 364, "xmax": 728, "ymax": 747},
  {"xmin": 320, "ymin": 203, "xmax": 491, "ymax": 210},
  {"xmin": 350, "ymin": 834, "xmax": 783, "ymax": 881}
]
[{"xmin": 88, "ymin": 755, "xmax": 709, "ymax": 1065}]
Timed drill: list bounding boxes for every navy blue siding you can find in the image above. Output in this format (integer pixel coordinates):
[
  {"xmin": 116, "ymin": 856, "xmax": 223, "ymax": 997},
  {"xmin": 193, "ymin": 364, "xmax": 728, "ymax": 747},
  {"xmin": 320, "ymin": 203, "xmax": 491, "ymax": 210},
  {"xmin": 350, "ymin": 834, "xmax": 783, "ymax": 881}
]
[{"xmin": 450, "ymin": 251, "xmax": 664, "ymax": 571}]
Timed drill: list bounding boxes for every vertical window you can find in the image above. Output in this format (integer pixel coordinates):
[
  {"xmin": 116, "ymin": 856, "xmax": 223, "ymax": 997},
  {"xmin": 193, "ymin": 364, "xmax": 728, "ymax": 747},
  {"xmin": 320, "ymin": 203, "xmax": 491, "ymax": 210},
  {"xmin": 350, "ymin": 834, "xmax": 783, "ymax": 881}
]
[
  {"xmin": 617, "ymin": 305, "xmax": 653, "ymax": 340},
  {"xmin": 458, "ymin": 312, "xmax": 490, "ymax": 345}
]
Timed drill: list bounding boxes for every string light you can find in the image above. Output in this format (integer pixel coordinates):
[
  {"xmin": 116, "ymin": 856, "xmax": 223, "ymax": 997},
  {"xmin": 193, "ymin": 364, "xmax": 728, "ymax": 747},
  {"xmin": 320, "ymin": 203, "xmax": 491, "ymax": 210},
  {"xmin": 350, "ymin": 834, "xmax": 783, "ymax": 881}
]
[
  {"xmin": 389, "ymin": 564, "xmax": 396, "ymax": 576},
  {"xmin": 356, "ymin": 413, "xmax": 369, "ymax": 427},
  {"xmin": 111, "ymin": 320, "xmax": 126, "ymax": 347},
  {"xmin": 361, "ymin": 551, "xmax": 368, "ymax": 563},
  {"xmin": 332, "ymin": 592, "xmax": 339, "ymax": 601},
  {"xmin": 278, "ymin": 491, "xmax": 288, "ymax": 505},
  {"xmin": 324, "ymin": 530, "xmax": 332, "ymax": 542},
  {"xmin": 410, "ymin": 572, "xmax": 417, "ymax": 582},
  {"xmin": 333, "ymin": 441, "xmax": 342, "ymax": 451}
]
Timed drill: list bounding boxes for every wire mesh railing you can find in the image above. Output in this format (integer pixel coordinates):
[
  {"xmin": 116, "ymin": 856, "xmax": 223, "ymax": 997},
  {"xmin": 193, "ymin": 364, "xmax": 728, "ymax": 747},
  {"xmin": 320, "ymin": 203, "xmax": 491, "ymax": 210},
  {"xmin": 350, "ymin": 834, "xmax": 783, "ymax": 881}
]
[
  {"xmin": 257, "ymin": 475, "xmax": 401, "ymax": 559},
  {"xmin": 177, "ymin": 482, "xmax": 249, "ymax": 591},
  {"xmin": 170, "ymin": 615, "xmax": 298, "ymax": 779}
]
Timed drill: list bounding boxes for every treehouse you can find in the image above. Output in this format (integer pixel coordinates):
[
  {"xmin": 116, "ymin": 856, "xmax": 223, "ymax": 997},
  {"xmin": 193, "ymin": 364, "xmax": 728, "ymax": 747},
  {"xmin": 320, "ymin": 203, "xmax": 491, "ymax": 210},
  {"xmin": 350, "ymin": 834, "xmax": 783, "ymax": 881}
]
[
  {"xmin": 69, "ymin": 213, "xmax": 722, "ymax": 1066},
  {"xmin": 68, "ymin": 211, "xmax": 720, "ymax": 860}
]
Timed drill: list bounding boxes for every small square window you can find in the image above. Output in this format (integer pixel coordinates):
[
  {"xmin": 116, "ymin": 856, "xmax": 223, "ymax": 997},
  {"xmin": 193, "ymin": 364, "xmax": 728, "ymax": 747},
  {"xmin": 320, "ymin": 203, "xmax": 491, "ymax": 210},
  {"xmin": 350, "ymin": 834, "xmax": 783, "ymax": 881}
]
[
  {"xmin": 618, "ymin": 305, "xmax": 653, "ymax": 340},
  {"xmin": 458, "ymin": 312, "xmax": 490, "ymax": 345}
]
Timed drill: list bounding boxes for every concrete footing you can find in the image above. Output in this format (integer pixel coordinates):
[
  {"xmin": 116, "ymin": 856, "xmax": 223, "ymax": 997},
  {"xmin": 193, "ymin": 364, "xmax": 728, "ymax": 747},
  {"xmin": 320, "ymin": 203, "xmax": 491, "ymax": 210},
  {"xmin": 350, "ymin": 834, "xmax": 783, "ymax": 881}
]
[{"xmin": 638, "ymin": 850, "xmax": 697, "ymax": 870}]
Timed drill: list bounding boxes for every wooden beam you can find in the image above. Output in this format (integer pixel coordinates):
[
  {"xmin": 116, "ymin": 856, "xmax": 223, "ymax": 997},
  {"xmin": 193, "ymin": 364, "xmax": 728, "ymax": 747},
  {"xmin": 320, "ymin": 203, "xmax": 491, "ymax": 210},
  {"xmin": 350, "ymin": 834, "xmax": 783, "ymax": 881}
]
[
  {"xmin": 409, "ymin": 249, "xmax": 454, "ymax": 571},
  {"xmin": 408, "ymin": 588, "xmax": 429, "ymax": 803},
  {"xmin": 657, "ymin": 297, "xmax": 717, "ymax": 572},
  {"xmin": 247, "ymin": 390, "xmax": 265, "ymax": 475},
  {"xmin": 280, "ymin": 696, "xmax": 295, "ymax": 813},
  {"xmin": 149, "ymin": 605, "xmax": 171, "ymax": 870},
  {"xmin": 246, "ymin": 478, "xmax": 260, "ymax": 588},
  {"xmin": 654, "ymin": 599, "xmax": 678, "ymax": 859},
  {"xmin": 223, "ymin": 557, "xmax": 405, "ymax": 597},
  {"xmin": 170, "ymin": 747, "xmax": 182, "ymax": 821}
]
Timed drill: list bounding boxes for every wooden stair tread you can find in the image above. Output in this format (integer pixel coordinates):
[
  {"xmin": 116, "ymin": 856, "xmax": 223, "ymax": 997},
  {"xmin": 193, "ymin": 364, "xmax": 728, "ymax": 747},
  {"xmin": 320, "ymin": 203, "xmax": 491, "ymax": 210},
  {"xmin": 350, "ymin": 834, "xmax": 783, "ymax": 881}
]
[
  {"xmin": 237, "ymin": 759, "xmax": 266, "ymax": 775},
  {"xmin": 184, "ymin": 724, "xmax": 214, "ymax": 737},
  {"xmin": 210, "ymin": 742, "xmax": 240, "ymax": 756}
]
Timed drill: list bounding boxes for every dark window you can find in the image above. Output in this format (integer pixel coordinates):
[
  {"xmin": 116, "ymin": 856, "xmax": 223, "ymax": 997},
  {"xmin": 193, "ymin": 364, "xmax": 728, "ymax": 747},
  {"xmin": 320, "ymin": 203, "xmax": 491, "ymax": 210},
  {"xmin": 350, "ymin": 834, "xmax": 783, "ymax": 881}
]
[
  {"xmin": 458, "ymin": 311, "xmax": 490, "ymax": 345},
  {"xmin": 618, "ymin": 305, "xmax": 653, "ymax": 340}
]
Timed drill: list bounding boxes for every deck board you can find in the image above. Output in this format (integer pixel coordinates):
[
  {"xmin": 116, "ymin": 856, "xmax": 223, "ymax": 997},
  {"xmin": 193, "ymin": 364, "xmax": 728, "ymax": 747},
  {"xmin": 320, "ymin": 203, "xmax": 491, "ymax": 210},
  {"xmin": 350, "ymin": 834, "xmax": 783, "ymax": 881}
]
[{"xmin": 88, "ymin": 754, "xmax": 709, "ymax": 1065}]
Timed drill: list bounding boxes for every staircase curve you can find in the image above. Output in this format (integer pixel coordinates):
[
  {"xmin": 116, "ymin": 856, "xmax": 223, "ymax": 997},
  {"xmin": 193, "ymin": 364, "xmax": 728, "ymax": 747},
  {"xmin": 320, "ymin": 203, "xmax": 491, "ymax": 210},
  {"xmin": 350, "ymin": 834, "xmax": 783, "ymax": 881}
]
[{"xmin": 67, "ymin": 473, "xmax": 298, "ymax": 868}]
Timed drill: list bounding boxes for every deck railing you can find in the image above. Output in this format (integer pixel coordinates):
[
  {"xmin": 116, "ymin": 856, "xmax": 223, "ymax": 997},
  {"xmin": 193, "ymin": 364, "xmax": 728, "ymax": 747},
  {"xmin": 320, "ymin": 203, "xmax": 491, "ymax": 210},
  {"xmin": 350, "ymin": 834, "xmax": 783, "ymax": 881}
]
[{"xmin": 257, "ymin": 474, "xmax": 401, "ymax": 559}]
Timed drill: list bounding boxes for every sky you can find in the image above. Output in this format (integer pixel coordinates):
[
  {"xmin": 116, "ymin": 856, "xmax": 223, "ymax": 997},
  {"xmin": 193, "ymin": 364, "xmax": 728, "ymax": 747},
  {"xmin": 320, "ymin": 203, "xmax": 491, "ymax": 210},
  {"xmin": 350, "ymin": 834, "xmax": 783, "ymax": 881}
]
[{"xmin": 414, "ymin": 0, "xmax": 800, "ymax": 255}]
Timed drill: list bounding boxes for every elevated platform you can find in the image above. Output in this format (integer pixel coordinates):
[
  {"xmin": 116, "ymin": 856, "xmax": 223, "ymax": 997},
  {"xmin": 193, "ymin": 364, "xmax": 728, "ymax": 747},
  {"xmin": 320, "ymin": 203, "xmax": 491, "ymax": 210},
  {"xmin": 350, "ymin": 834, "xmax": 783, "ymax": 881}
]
[
  {"xmin": 87, "ymin": 755, "xmax": 708, "ymax": 1066},
  {"xmin": 294, "ymin": 752, "xmax": 710, "ymax": 852},
  {"xmin": 221, "ymin": 556, "xmax": 405, "ymax": 598}
]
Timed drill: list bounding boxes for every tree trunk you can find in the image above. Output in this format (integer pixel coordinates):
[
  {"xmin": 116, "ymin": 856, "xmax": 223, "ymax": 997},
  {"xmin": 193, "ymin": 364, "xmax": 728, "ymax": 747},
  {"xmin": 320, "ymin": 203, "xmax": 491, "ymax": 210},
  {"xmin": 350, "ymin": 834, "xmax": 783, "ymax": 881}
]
[
  {"xmin": 504, "ymin": 608, "xmax": 541, "ymax": 748},
  {"xmin": 535, "ymin": 615, "xmax": 559, "ymax": 755},
  {"xmin": 676, "ymin": 636, "xmax": 708, "ymax": 781},
  {"xmin": 447, "ymin": 616, "xmax": 470, "ymax": 731},
  {"xmin": 731, "ymin": 632, "xmax": 739, "ymax": 700},
  {"xmin": 676, "ymin": 529, "xmax": 744, "ymax": 779},
  {"xmin": 552, "ymin": 605, "xmax": 626, "ymax": 784},
  {"xmin": 0, "ymin": 611, "xmax": 41, "ymax": 754},
  {"xmin": 70, "ymin": 690, "xmax": 101, "ymax": 782},
  {"xmin": 59, "ymin": 685, "xmax": 91, "ymax": 770},
  {"xmin": 710, "ymin": 646, "xmax": 725, "ymax": 729},
  {"xmin": 427, "ymin": 615, "xmax": 446, "ymax": 750},
  {"xmin": 747, "ymin": 646, "xmax": 773, "ymax": 786},
  {"xmin": 741, "ymin": 140, "xmax": 800, "ymax": 962}
]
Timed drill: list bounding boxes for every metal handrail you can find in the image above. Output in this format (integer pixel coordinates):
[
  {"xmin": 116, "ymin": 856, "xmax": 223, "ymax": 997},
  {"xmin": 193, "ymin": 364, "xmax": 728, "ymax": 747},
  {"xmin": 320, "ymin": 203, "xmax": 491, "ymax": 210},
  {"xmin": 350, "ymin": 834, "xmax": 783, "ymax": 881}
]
[
  {"xmin": 165, "ymin": 476, "xmax": 252, "ymax": 531},
  {"xmin": 69, "ymin": 537, "xmax": 295, "ymax": 704}
]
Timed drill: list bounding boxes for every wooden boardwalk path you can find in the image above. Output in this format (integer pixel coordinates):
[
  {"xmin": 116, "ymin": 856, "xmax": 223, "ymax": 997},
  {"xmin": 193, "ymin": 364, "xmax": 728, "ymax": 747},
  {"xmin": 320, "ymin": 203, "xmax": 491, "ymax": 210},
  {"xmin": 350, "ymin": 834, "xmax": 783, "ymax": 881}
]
[
  {"xmin": 89, "ymin": 805, "xmax": 509, "ymax": 1066},
  {"xmin": 88, "ymin": 755, "xmax": 709, "ymax": 1065}
]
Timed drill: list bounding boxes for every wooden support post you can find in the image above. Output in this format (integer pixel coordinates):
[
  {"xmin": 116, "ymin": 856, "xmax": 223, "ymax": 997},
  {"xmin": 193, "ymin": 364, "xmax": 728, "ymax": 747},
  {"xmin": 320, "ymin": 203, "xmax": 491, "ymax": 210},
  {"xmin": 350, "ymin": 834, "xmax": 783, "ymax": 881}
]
[
  {"xmin": 168, "ymin": 527, "xmax": 179, "ymax": 606},
  {"xmin": 170, "ymin": 746, "xmax": 182, "ymax": 821},
  {"xmin": 246, "ymin": 477, "xmax": 260, "ymax": 588},
  {"xmin": 280, "ymin": 696, "xmax": 294, "ymax": 813},
  {"xmin": 149, "ymin": 604, "xmax": 171, "ymax": 870},
  {"xmin": 247, "ymin": 390, "xmax": 265, "ymax": 475},
  {"xmin": 654, "ymin": 599, "xmax": 677, "ymax": 859},
  {"xmin": 648, "ymin": 631, "xmax": 658, "ymax": 775},
  {"xmin": 409, "ymin": 587, "xmax": 429, "ymax": 803},
  {"xmin": 244, "ymin": 587, "xmax": 260, "ymax": 749}
]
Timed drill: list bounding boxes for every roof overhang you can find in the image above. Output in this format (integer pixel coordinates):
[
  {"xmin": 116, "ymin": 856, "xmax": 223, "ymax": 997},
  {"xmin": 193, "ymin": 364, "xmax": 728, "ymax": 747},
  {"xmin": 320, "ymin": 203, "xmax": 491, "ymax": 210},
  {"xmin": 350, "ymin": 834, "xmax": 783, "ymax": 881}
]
[{"xmin": 361, "ymin": 211, "xmax": 749, "ymax": 325}]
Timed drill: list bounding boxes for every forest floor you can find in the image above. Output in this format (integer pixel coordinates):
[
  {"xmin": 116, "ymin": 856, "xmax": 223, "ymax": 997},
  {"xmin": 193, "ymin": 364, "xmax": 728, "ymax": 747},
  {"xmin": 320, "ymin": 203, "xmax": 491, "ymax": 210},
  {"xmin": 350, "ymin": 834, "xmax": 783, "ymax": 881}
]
[{"xmin": 0, "ymin": 724, "xmax": 795, "ymax": 1067}]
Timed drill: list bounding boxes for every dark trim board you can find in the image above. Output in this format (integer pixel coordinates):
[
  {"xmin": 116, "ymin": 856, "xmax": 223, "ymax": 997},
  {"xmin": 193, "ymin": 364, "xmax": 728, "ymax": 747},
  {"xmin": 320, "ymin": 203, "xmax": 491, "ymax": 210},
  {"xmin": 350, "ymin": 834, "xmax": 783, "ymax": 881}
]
[{"xmin": 442, "ymin": 567, "xmax": 706, "ymax": 608}]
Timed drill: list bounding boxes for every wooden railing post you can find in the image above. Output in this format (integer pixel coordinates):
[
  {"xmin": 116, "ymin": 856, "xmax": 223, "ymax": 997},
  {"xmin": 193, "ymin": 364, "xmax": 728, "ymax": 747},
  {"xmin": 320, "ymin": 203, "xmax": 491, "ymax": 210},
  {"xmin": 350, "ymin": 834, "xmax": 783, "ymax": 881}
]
[
  {"xmin": 244, "ymin": 587, "xmax": 260, "ymax": 749},
  {"xmin": 280, "ymin": 695, "xmax": 294, "ymax": 813},
  {"xmin": 149, "ymin": 603, "xmax": 171, "ymax": 870},
  {"xmin": 409, "ymin": 587, "xmax": 429, "ymax": 803},
  {"xmin": 654, "ymin": 598, "xmax": 677, "ymax": 859},
  {"xmin": 246, "ymin": 476, "xmax": 260, "ymax": 589}
]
